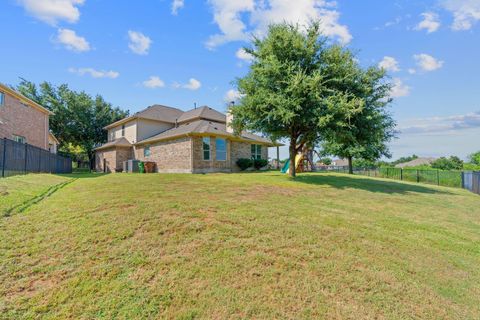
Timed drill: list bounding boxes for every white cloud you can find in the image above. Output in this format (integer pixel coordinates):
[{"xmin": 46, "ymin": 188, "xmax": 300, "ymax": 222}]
[
  {"xmin": 415, "ymin": 12, "xmax": 441, "ymax": 33},
  {"xmin": 68, "ymin": 67, "xmax": 119, "ymax": 79},
  {"xmin": 206, "ymin": 0, "xmax": 255, "ymax": 49},
  {"xmin": 55, "ymin": 28, "xmax": 90, "ymax": 52},
  {"xmin": 171, "ymin": 0, "xmax": 184, "ymax": 15},
  {"xmin": 128, "ymin": 31, "xmax": 152, "ymax": 55},
  {"xmin": 390, "ymin": 78, "xmax": 410, "ymax": 98},
  {"xmin": 17, "ymin": 0, "xmax": 84, "ymax": 25},
  {"xmin": 236, "ymin": 48, "xmax": 254, "ymax": 62},
  {"xmin": 414, "ymin": 53, "xmax": 444, "ymax": 72},
  {"xmin": 143, "ymin": 76, "xmax": 165, "ymax": 89},
  {"xmin": 441, "ymin": 0, "xmax": 480, "ymax": 31},
  {"xmin": 400, "ymin": 111, "xmax": 480, "ymax": 134},
  {"xmin": 206, "ymin": 0, "xmax": 352, "ymax": 49},
  {"xmin": 378, "ymin": 56, "xmax": 400, "ymax": 72},
  {"xmin": 178, "ymin": 78, "xmax": 202, "ymax": 90},
  {"xmin": 408, "ymin": 68, "xmax": 417, "ymax": 74},
  {"xmin": 224, "ymin": 89, "xmax": 244, "ymax": 102}
]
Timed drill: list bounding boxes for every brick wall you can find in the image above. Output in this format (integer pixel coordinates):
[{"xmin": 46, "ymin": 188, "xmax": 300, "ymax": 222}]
[
  {"xmin": 95, "ymin": 147, "xmax": 132, "ymax": 173},
  {"xmin": 192, "ymin": 136, "xmax": 231, "ymax": 173},
  {"xmin": 0, "ymin": 91, "xmax": 49, "ymax": 150},
  {"xmin": 135, "ymin": 137, "xmax": 192, "ymax": 173},
  {"xmin": 230, "ymin": 141, "xmax": 268, "ymax": 171}
]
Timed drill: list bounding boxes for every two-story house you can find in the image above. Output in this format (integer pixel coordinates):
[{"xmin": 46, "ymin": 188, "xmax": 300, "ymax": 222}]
[
  {"xmin": 95, "ymin": 104, "xmax": 276, "ymax": 173},
  {"xmin": 0, "ymin": 83, "xmax": 57, "ymax": 153}
]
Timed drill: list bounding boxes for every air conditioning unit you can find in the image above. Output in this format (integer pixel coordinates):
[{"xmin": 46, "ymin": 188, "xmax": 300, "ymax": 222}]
[{"xmin": 123, "ymin": 160, "xmax": 140, "ymax": 173}]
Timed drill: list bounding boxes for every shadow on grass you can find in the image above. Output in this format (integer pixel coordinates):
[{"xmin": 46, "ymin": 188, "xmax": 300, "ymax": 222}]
[
  {"xmin": 55, "ymin": 172, "xmax": 107, "ymax": 179},
  {"xmin": 294, "ymin": 173, "xmax": 453, "ymax": 195}
]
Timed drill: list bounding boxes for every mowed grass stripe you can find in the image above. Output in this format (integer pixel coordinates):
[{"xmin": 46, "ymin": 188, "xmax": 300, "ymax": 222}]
[{"xmin": 0, "ymin": 172, "xmax": 479, "ymax": 319}]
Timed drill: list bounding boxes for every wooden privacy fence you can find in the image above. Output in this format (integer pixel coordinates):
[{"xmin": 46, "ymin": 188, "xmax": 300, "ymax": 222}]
[
  {"xmin": 462, "ymin": 171, "xmax": 480, "ymax": 195},
  {"xmin": 0, "ymin": 137, "xmax": 72, "ymax": 178}
]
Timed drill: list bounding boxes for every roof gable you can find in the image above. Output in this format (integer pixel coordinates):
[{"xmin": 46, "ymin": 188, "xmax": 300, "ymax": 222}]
[{"xmin": 177, "ymin": 106, "xmax": 226, "ymax": 124}]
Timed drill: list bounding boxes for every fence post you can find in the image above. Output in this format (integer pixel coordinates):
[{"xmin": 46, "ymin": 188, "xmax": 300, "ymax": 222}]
[
  {"xmin": 437, "ymin": 170, "xmax": 440, "ymax": 186},
  {"xmin": 24, "ymin": 143, "xmax": 28, "ymax": 174},
  {"xmin": 416, "ymin": 170, "xmax": 420, "ymax": 183},
  {"xmin": 1, "ymin": 138, "xmax": 6, "ymax": 178},
  {"xmin": 461, "ymin": 172, "xmax": 465, "ymax": 189},
  {"xmin": 400, "ymin": 168, "xmax": 403, "ymax": 181}
]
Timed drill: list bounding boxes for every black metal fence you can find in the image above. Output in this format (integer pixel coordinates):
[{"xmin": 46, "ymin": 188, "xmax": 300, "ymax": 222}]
[
  {"xmin": 0, "ymin": 138, "xmax": 72, "ymax": 178},
  {"xmin": 317, "ymin": 166, "xmax": 463, "ymax": 188},
  {"xmin": 462, "ymin": 171, "xmax": 480, "ymax": 195}
]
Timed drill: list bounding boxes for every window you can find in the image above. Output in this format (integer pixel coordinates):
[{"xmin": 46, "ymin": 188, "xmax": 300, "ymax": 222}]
[
  {"xmin": 144, "ymin": 145, "xmax": 151, "ymax": 157},
  {"xmin": 251, "ymin": 144, "xmax": 262, "ymax": 160},
  {"xmin": 202, "ymin": 137, "xmax": 210, "ymax": 160},
  {"xmin": 216, "ymin": 138, "xmax": 227, "ymax": 161},
  {"xmin": 13, "ymin": 135, "xmax": 26, "ymax": 144},
  {"xmin": 0, "ymin": 92, "xmax": 4, "ymax": 106},
  {"xmin": 121, "ymin": 124, "xmax": 125, "ymax": 137}
]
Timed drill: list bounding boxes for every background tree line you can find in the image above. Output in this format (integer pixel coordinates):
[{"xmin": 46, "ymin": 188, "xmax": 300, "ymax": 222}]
[{"xmin": 15, "ymin": 79, "xmax": 128, "ymax": 168}]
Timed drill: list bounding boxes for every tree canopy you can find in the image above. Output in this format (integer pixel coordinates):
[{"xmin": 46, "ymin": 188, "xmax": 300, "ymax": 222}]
[
  {"xmin": 16, "ymin": 79, "xmax": 128, "ymax": 166},
  {"xmin": 232, "ymin": 22, "xmax": 396, "ymax": 176},
  {"xmin": 431, "ymin": 156, "xmax": 464, "ymax": 171},
  {"xmin": 469, "ymin": 151, "xmax": 480, "ymax": 166}
]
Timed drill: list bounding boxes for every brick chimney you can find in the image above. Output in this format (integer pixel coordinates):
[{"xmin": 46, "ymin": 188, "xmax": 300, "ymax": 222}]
[{"xmin": 226, "ymin": 102, "xmax": 235, "ymax": 134}]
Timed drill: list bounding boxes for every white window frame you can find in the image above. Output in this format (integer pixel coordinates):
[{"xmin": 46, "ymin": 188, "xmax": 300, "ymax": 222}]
[
  {"xmin": 144, "ymin": 145, "xmax": 151, "ymax": 157},
  {"xmin": 251, "ymin": 144, "xmax": 262, "ymax": 160},
  {"xmin": 202, "ymin": 137, "xmax": 211, "ymax": 161},
  {"xmin": 13, "ymin": 134, "xmax": 26, "ymax": 144},
  {"xmin": 216, "ymin": 138, "xmax": 227, "ymax": 161},
  {"xmin": 121, "ymin": 124, "xmax": 125, "ymax": 137}
]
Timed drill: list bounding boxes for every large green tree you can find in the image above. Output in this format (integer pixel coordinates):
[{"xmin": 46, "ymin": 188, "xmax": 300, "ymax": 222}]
[
  {"xmin": 16, "ymin": 79, "xmax": 128, "ymax": 167},
  {"xmin": 469, "ymin": 151, "xmax": 480, "ymax": 165},
  {"xmin": 231, "ymin": 22, "xmax": 343, "ymax": 177},
  {"xmin": 320, "ymin": 53, "xmax": 396, "ymax": 174}
]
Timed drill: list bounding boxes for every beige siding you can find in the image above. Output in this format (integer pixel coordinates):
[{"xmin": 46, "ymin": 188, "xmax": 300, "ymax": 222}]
[
  {"xmin": 135, "ymin": 137, "xmax": 192, "ymax": 173},
  {"xmin": 108, "ymin": 120, "xmax": 137, "ymax": 143},
  {"xmin": 136, "ymin": 119, "xmax": 174, "ymax": 142},
  {"xmin": 0, "ymin": 90, "xmax": 49, "ymax": 150}
]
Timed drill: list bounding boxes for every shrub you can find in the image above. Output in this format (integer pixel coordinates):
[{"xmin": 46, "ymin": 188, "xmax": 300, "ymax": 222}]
[
  {"xmin": 236, "ymin": 158, "xmax": 253, "ymax": 171},
  {"xmin": 254, "ymin": 159, "xmax": 268, "ymax": 170}
]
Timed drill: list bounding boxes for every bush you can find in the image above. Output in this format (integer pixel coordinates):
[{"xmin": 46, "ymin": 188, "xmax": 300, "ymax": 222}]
[
  {"xmin": 236, "ymin": 158, "xmax": 253, "ymax": 171},
  {"xmin": 254, "ymin": 159, "xmax": 269, "ymax": 170},
  {"xmin": 431, "ymin": 156, "xmax": 463, "ymax": 171}
]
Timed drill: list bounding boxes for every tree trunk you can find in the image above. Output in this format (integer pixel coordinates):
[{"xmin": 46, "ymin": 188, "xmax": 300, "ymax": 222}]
[
  {"xmin": 307, "ymin": 149, "xmax": 316, "ymax": 172},
  {"xmin": 348, "ymin": 156, "xmax": 353, "ymax": 174},
  {"xmin": 276, "ymin": 146, "xmax": 280, "ymax": 170},
  {"xmin": 289, "ymin": 136, "xmax": 297, "ymax": 177}
]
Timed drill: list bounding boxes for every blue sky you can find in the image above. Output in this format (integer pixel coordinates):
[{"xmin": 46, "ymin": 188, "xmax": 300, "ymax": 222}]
[{"xmin": 1, "ymin": 0, "xmax": 479, "ymax": 160}]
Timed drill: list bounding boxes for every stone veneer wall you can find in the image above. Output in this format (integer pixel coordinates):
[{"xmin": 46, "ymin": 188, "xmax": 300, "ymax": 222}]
[
  {"xmin": 95, "ymin": 147, "xmax": 132, "ymax": 173},
  {"xmin": 191, "ymin": 136, "xmax": 231, "ymax": 173},
  {"xmin": 135, "ymin": 136, "xmax": 192, "ymax": 173}
]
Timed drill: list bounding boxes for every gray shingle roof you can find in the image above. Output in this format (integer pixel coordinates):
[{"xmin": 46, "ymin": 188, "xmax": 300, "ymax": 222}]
[
  {"xmin": 395, "ymin": 157, "xmax": 436, "ymax": 168},
  {"xmin": 177, "ymin": 106, "xmax": 226, "ymax": 124},
  {"xmin": 137, "ymin": 120, "xmax": 275, "ymax": 146},
  {"xmin": 105, "ymin": 105, "xmax": 183, "ymax": 129},
  {"xmin": 94, "ymin": 137, "xmax": 132, "ymax": 151}
]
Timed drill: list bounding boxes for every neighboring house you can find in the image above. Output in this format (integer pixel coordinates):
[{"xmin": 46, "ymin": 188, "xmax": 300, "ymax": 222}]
[
  {"xmin": 395, "ymin": 157, "xmax": 436, "ymax": 168},
  {"xmin": 95, "ymin": 105, "xmax": 276, "ymax": 173},
  {"xmin": 331, "ymin": 159, "xmax": 349, "ymax": 167},
  {"xmin": 0, "ymin": 83, "xmax": 54, "ymax": 151},
  {"xmin": 48, "ymin": 132, "xmax": 59, "ymax": 154}
]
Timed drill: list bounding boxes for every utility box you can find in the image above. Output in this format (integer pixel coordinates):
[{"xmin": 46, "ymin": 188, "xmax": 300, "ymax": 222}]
[{"xmin": 123, "ymin": 160, "xmax": 140, "ymax": 173}]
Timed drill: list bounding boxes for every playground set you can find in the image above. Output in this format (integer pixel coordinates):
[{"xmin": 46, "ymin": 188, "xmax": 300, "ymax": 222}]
[{"xmin": 281, "ymin": 148, "xmax": 316, "ymax": 174}]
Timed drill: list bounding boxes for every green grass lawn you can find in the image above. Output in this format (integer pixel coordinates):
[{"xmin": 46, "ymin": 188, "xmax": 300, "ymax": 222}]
[{"xmin": 1, "ymin": 172, "xmax": 479, "ymax": 319}]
